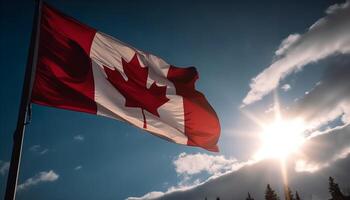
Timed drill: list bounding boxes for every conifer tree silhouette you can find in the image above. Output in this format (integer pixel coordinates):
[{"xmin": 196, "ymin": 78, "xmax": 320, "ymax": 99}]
[
  {"xmin": 265, "ymin": 184, "xmax": 279, "ymax": 200},
  {"xmin": 285, "ymin": 187, "xmax": 295, "ymax": 200},
  {"xmin": 246, "ymin": 192, "xmax": 254, "ymax": 200},
  {"xmin": 329, "ymin": 177, "xmax": 345, "ymax": 200},
  {"xmin": 295, "ymin": 191, "xmax": 301, "ymax": 200}
]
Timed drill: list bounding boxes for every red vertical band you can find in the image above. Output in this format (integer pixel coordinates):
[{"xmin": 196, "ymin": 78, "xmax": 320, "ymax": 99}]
[
  {"xmin": 31, "ymin": 3, "xmax": 97, "ymax": 114},
  {"xmin": 168, "ymin": 66, "xmax": 221, "ymax": 152}
]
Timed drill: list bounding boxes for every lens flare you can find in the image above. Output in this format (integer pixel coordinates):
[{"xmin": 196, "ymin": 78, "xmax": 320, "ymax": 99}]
[{"xmin": 254, "ymin": 118, "xmax": 306, "ymax": 160}]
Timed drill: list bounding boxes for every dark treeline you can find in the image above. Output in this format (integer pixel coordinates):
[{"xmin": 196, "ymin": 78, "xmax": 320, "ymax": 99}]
[{"xmin": 205, "ymin": 177, "xmax": 350, "ymax": 200}]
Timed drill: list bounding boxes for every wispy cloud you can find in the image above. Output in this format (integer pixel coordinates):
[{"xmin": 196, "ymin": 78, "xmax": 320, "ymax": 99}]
[
  {"xmin": 73, "ymin": 134, "xmax": 84, "ymax": 141},
  {"xmin": 281, "ymin": 84, "xmax": 291, "ymax": 92},
  {"xmin": 29, "ymin": 145, "xmax": 40, "ymax": 152},
  {"xmin": 29, "ymin": 145, "xmax": 49, "ymax": 155},
  {"xmin": 17, "ymin": 170, "xmax": 59, "ymax": 191},
  {"xmin": 242, "ymin": 0, "xmax": 350, "ymax": 106},
  {"xmin": 74, "ymin": 165, "xmax": 82, "ymax": 170},
  {"xmin": 0, "ymin": 160, "xmax": 10, "ymax": 175}
]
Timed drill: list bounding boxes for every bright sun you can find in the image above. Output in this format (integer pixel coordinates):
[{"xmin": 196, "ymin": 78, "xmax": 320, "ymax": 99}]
[{"xmin": 255, "ymin": 118, "xmax": 306, "ymax": 160}]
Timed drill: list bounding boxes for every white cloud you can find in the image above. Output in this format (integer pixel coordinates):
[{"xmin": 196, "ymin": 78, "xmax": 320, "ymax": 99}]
[
  {"xmin": 172, "ymin": 153, "xmax": 250, "ymax": 194},
  {"xmin": 73, "ymin": 134, "xmax": 84, "ymax": 141},
  {"xmin": 133, "ymin": 148, "xmax": 350, "ymax": 200},
  {"xmin": 242, "ymin": 1, "xmax": 350, "ymax": 106},
  {"xmin": 295, "ymin": 124, "xmax": 350, "ymax": 172},
  {"xmin": 130, "ymin": 155, "xmax": 350, "ymax": 200},
  {"xmin": 0, "ymin": 161, "xmax": 10, "ymax": 175},
  {"xmin": 127, "ymin": 192, "xmax": 165, "ymax": 200},
  {"xmin": 295, "ymin": 160, "xmax": 322, "ymax": 173},
  {"xmin": 74, "ymin": 165, "xmax": 82, "ymax": 170},
  {"xmin": 17, "ymin": 170, "xmax": 59, "ymax": 191},
  {"xmin": 295, "ymin": 147, "xmax": 350, "ymax": 173},
  {"xmin": 126, "ymin": 179, "xmax": 203, "ymax": 200},
  {"xmin": 290, "ymin": 59, "xmax": 350, "ymax": 171},
  {"xmin": 281, "ymin": 84, "xmax": 291, "ymax": 92},
  {"xmin": 127, "ymin": 153, "xmax": 255, "ymax": 200},
  {"xmin": 29, "ymin": 145, "xmax": 40, "ymax": 152},
  {"xmin": 39, "ymin": 149, "xmax": 48, "ymax": 155},
  {"xmin": 128, "ymin": 121, "xmax": 350, "ymax": 199},
  {"xmin": 173, "ymin": 153, "xmax": 240, "ymax": 176},
  {"xmin": 275, "ymin": 34, "xmax": 300, "ymax": 56},
  {"xmin": 288, "ymin": 57, "xmax": 350, "ymax": 130},
  {"xmin": 29, "ymin": 145, "xmax": 48, "ymax": 155}
]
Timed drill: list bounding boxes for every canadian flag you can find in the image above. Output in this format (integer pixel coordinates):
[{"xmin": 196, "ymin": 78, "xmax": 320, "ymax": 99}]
[{"xmin": 32, "ymin": 3, "xmax": 220, "ymax": 151}]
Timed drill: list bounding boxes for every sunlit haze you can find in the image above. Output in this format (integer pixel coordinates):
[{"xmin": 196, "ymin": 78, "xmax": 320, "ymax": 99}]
[{"xmin": 255, "ymin": 118, "xmax": 306, "ymax": 160}]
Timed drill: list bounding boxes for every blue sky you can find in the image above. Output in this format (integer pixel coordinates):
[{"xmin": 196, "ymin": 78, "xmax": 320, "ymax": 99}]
[{"xmin": 1, "ymin": 0, "xmax": 349, "ymax": 199}]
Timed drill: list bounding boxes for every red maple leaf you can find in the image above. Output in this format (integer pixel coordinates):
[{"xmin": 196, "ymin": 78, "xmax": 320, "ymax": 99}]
[{"xmin": 103, "ymin": 54, "xmax": 169, "ymax": 129}]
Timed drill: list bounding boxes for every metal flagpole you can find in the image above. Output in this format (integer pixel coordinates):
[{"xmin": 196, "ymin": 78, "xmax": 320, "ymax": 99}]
[{"xmin": 5, "ymin": 0, "xmax": 42, "ymax": 199}]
